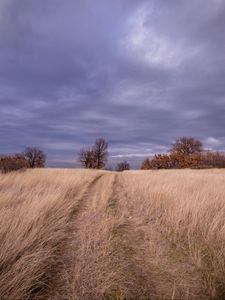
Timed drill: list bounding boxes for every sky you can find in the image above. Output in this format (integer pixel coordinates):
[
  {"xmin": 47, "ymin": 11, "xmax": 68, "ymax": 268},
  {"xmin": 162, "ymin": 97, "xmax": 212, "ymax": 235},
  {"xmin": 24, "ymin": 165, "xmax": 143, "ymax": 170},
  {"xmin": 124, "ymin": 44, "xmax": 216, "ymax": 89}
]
[{"xmin": 0, "ymin": 0, "xmax": 225, "ymax": 168}]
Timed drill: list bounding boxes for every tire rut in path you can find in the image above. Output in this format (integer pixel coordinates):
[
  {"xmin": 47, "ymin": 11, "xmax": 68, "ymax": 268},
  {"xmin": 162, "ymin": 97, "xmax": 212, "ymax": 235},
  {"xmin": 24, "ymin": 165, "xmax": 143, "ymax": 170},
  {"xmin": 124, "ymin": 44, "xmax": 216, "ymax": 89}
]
[
  {"xmin": 49, "ymin": 172, "xmax": 117, "ymax": 300},
  {"xmin": 30, "ymin": 173, "xmax": 105, "ymax": 300},
  {"xmin": 104, "ymin": 174, "xmax": 152, "ymax": 300}
]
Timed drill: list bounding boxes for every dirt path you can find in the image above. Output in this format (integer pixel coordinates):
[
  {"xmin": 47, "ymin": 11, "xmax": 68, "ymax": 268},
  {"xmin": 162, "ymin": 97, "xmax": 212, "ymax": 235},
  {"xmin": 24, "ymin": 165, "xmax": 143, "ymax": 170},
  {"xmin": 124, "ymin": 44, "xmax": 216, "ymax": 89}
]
[
  {"xmin": 48, "ymin": 172, "xmax": 208, "ymax": 300},
  {"xmin": 48, "ymin": 173, "xmax": 153, "ymax": 300},
  {"xmin": 48, "ymin": 172, "xmax": 117, "ymax": 299},
  {"xmin": 51, "ymin": 173, "xmax": 154, "ymax": 300},
  {"xmin": 67, "ymin": 173, "xmax": 117, "ymax": 300}
]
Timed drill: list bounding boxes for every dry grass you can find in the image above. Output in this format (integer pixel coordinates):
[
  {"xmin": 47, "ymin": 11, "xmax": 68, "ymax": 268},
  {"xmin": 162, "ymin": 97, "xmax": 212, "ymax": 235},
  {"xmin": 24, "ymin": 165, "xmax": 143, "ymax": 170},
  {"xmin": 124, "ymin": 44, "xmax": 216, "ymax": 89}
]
[
  {"xmin": 0, "ymin": 169, "xmax": 101, "ymax": 300},
  {"xmin": 0, "ymin": 169, "xmax": 225, "ymax": 299}
]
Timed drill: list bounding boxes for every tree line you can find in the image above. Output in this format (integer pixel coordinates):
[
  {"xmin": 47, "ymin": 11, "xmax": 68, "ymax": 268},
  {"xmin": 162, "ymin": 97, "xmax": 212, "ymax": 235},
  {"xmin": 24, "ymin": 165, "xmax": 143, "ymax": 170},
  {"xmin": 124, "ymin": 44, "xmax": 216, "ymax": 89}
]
[
  {"xmin": 1, "ymin": 136, "xmax": 225, "ymax": 173},
  {"xmin": 0, "ymin": 138, "xmax": 130, "ymax": 173},
  {"xmin": 0, "ymin": 147, "xmax": 46, "ymax": 173},
  {"xmin": 141, "ymin": 137, "xmax": 225, "ymax": 169}
]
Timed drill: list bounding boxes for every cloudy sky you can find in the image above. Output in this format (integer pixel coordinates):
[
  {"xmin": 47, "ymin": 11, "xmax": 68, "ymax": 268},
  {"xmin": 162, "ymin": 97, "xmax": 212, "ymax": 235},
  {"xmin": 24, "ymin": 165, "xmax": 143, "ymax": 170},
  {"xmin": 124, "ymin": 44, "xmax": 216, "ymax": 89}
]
[{"xmin": 0, "ymin": 0, "xmax": 225, "ymax": 168}]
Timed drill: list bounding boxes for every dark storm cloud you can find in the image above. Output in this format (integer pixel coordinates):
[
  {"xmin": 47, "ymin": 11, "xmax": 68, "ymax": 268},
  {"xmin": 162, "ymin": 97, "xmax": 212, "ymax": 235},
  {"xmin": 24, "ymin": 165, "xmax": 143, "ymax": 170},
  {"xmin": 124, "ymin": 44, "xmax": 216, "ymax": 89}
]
[{"xmin": 0, "ymin": 0, "xmax": 225, "ymax": 168}]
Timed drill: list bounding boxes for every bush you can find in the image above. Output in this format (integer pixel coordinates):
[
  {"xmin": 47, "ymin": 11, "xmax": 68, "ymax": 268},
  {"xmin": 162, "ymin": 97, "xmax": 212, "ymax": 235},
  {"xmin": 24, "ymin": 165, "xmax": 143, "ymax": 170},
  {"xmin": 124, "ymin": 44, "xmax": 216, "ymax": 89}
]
[
  {"xmin": 141, "ymin": 151, "xmax": 225, "ymax": 170},
  {"xmin": 0, "ymin": 154, "xmax": 28, "ymax": 174},
  {"xmin": 140, "ymin": 136, "xmax": 225, "ymax": 170}
]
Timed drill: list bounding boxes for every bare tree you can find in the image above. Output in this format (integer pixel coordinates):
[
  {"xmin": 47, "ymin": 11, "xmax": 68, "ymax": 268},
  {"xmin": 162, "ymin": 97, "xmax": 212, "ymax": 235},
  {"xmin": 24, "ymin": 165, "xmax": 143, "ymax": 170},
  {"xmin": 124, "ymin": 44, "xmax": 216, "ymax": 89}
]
[
  {"xmin": 78, "ymin": 147, "xmax": 95, "ymax": 168},
  {"xmin": 171, "ymin": 137, "xmax": 203, "ymax": 156},
  {"xmin": 92, "ymin": 138, "xmax": 108, "ymax": 169},
  {"xmin": 23, "ymin": 147, "xmax": 46, "ymax": 168},
  {"xmin": 78, "ymin": 138, "xmax": 108, "ymax": 169},
  {"xmin": 116, "ymin": 161, "xmax": 130, "ymax": 172}
]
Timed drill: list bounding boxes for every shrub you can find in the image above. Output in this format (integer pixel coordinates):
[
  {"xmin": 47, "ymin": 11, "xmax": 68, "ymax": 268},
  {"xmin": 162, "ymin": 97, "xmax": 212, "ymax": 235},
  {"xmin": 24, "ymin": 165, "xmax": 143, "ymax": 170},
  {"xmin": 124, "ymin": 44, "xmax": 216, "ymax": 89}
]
[{"xmin": 0, "ymin": 154, "xmax": 28, "ymax": 173}]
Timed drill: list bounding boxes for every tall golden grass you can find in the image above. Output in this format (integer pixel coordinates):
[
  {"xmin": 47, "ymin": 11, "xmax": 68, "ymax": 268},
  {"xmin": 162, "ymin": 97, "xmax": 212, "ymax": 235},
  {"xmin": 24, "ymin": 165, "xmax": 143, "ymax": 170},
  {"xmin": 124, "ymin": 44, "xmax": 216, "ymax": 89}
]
[{"xmin": 0, "ymin": 168, "xmax": 225, "ymax": 299}]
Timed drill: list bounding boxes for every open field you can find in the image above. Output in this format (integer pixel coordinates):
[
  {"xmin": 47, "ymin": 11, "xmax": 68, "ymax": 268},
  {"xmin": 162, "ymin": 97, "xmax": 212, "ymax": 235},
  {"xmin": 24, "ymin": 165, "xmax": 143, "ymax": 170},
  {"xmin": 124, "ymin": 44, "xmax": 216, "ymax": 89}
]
[{"xmin": 0, "ymin": 169, "xmax": 225, "ymax": 300}]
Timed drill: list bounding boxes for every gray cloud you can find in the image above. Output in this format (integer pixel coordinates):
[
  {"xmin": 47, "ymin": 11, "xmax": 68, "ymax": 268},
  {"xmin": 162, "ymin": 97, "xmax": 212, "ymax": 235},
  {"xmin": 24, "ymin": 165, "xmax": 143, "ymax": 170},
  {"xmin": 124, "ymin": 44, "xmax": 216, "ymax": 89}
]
[{"xmin": 0, "ymin": 0, "xmax": 225, "ymax": 168}]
